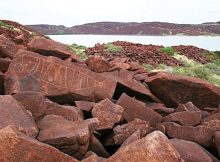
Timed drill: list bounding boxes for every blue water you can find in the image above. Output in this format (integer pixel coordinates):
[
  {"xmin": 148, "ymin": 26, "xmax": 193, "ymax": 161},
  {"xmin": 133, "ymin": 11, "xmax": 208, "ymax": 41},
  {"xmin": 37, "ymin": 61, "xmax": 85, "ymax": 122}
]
[{"xmin": 48, "ymin": 35, "xmax": 220, "ymax": 51}]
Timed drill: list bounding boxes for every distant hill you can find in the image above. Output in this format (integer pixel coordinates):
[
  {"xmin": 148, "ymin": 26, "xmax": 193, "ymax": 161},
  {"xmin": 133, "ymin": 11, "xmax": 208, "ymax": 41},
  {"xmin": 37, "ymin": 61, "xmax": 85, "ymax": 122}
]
[{"xmin": 27, "ymin": 21, "xmax": 220, "ymax": 36}]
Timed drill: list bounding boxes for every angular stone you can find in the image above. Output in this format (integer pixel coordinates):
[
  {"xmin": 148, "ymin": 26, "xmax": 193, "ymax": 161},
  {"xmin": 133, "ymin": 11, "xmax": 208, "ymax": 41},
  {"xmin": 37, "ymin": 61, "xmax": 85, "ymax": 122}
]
[
  {"xmin": 113, "ymin": 118, "xmax": 149, "ymax": 145},
  {"xmin": 202, "ymin": 113, "xmax": 220, "ymax": 123},
  {"xmin": 214, "ymin": 131, "xmax": 220, "ymax": 157},
  {"xmin": 119, "ymin": 129, "xmax": 142, "ymax": 149},
  {"xmin": 27, "ymin": 37, "xmax": 73, "ymax": 59},
  {"xmin": 105, "ymin": 131, "xmax": 182, "ymax": 162},
  {"xmin": 171, "ymin": 139, "xmax": 219, "ymax": 162},
  {"xmin": 13, "ymin": 91, "xmax": 84, "ymax": 121},
  {"xmin": 176, "ymin": 102, "xmax": 201, "ymax": 112},
  {"xmin": 0, "ymin": 34, "xmax": 18, "ymax": 58},
  {"xmin": 0, "ymin": 126, "xmax": 78, "ymax": 162},
  {"xmin": 145, "ymin": 72, "xmax": 220, "ymax": 109},
  {"xmin": 0, "ymin": 72, "xmax": 4, "ymax": 94},
  {"xmin": 0, "ymin": 95, "xmax": 38, "ymax": 138},
  {"xmin": 75, "ymin": 101, "xmax": 96, "ymax": 112},
  {"xmin": 151, "ymin": 107, "xmax": 175, "ymax": 117},
  {"xmin": 82, "ymin": 152, "xmax": 105, "ymax": 162},
  {"xmin": 89, "ymin": 135, "xmax": 110, "ymax": 158},
  {"xmin": 5, "ymin": 50, "xmax": 155, "ymax": 102},
  {"xmin": 159, "ymin": 122, "xmax": 213, "ymax": 147},
  {"xmin": 0, "ymin": 57, "xmax": 11, "ymax": 72},
  {"xmin": 163, "ymin": 111, "xmax": 202, "ymax": 126},
  {"xmin": 37, "ymin": 115, "xmax": 99, "ymax": 159},
  {"xmin": 116, "ymin": 93, "xmax": 162, "ymax": 127},
  {"xmin": 85, "ymin": 56, "xmax": 111, "ymax": 73},
  {"xmin": 92, "ymin": 99, "xmax": 124, "ymax": 130}
]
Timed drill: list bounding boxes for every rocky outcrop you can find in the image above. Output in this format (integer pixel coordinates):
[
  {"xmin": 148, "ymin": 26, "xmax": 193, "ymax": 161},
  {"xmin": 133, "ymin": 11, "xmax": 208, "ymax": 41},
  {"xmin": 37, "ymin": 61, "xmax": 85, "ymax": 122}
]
[
  {"xmin": 0, "ymin": 20, "xmax": 220, "ymax": 161},
  {"xmin": 28, "ymin": 21, "xmax": 220, "ymax": 36}
]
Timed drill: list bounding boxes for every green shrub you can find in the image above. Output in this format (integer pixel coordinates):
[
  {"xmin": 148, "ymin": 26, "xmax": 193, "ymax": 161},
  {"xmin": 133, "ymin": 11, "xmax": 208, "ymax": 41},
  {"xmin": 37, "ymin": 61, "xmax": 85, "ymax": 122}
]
[
  {"xmin": 104, "ymin": 43, "xmax": 123, "ymax": 53},
  {"xmin": 143, "ymin": 64, "xmax": 154, "ymax": 72},
  {"xmin": 69, "ymin": 43, "xmax": 88, "ymax": 61},
  {"xmin": 0, "ymin": 21, "xmax": 14, "ymax": 29},
  {"xmin": 214, "ymin": 51, "xmax": 220, "ymax": 57},
  {"xmin": 160, "ymin": 47, "xmax": 175, "ymax": 56}
]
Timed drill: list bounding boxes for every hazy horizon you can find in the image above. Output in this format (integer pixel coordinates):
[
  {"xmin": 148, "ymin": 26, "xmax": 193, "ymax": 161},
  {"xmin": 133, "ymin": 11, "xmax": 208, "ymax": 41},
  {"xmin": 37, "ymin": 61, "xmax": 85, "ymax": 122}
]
[{"xmin": 1, "ymin": 0, "xmax": 220, "ymax": 27}]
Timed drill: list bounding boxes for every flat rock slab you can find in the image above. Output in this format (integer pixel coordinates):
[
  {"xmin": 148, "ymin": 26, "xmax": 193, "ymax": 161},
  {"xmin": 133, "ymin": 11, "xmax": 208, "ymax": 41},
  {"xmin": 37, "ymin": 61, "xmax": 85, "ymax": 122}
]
[
  {"xmin": 0, "ymin": 126, "xmax": 78, "ymax": 162},
  {"xmin": 0, "ymin": 95, "xmax": 38, "ymax": 138},
  {"xmin": 145, "ymin": 72, "xmax": 220, "ymax": 109},
  {"xmin": 158, "ymin": 122, "xmax": 213, "ymax": 147},
  {"xmin": 37, "ymin": 115, "xmax": 99, "ymax": 159},
  {"xmin": 176, "ymin": 102, "xmax": 201, "ymax": 112},
  {"xmin": 13, "ymin": 91, "xmax": 84, "ymax": 121},
  {"xmin": 27, "ymin": 37, "xmax": 73, "ymax": 59},
  {"xmin": 163, "ymin": 111, "xmax": 202, "ymax": 126},
  {"xmin": 116, "ymin": 93, "xmax": 162, "ymax": 127},
  {"xmin": 171, "ymin": 139, "xmax": 219, "ymax": 162},
  {"xmin": 92, "ymin": 99, "xmax": 124, "ymax": 131},
  {"xmin": 113, "ymin": 118, "xmax": 149, "ymax": 145},
  {"xmin": 5, "ymin": 50, "xmax": 154, "ymax": 102},
  {"xmin": 105, "ymin": 131, "xmax": 182, "ymax": 162},
  {"xmin": 0, "ymin": 34, "xmax": 18, "ymax": 58}
]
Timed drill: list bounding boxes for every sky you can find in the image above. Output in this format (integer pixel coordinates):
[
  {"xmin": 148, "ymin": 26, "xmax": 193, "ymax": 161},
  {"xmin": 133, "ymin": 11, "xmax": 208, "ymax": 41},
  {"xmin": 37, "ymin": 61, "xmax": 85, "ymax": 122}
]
[{"xmin": 0, "ymin": 0, "xmax": 220, "ymax": 26}]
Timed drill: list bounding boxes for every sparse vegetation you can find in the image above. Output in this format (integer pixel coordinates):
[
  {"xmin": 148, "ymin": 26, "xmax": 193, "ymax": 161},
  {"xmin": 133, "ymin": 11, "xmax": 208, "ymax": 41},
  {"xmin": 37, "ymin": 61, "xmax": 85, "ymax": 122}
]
[
  {"xmin": 69, "ymin": 43, "xmax": 88, "ymax": 60},
  {"xmin": 143, "ymin": 54, "xmax": 220, "ymax": 86},
  {"xmin": 0, "ymin": 20, "xmax": 14, "ymax": 29},
  {"xmin": 160, "ymin": 46, "xmax": 175, "ymax": 56},
  {"xmin": 104, "ymin": 43, "xmax": 123, "ymax": 53},
  {"xmin": 143, "ymin": 64, "xmax": 154, "ymax": 72}
]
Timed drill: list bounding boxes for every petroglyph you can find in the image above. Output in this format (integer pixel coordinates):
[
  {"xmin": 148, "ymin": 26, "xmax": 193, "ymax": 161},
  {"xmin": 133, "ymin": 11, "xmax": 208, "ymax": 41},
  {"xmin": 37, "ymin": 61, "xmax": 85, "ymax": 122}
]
[{"xmin": 5, "ymin": 50, "xmax": 117, "ymax": 100}]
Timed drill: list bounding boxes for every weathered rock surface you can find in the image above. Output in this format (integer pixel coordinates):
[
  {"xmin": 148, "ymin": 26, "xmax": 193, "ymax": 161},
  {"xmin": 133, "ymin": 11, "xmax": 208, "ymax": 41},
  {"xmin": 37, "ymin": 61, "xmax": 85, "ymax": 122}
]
[
  {"xmin": 13, "ymin": 91, "xmax": 84, "ymax": 121},
  {"xmin": 145, "ymin": 72, "xmax": 220, "ymax": 108},
  {"xmin": 162, "ymin": 111, "xmax": 202, "ymax": 126},
  {"xmin": 105, "ymin": 131, "xmax": 182, "ymax": 162},
  {"xmin": 27, "ymin": 37, "xmax": 73, "ymax": 59},
  {"xmin": 85, "ymin": 56, "xmax": 111, "ymax": 73},
  {"xmin": 202, "ymin": 113, "xmax": 220, "ymax": 123},
  {"xmin": 0, "ymin": 57, "xmax": 11, "ymax": 72},
  {"xmin": 75, "ymin": 100, "xmax": 96, "ymax": 112},
  {"xmin": 92, "ymin": 99, "xmax": 124, "ymax": 130},
  {"xmin": 119, "ymin": 129, "xmax": 142, "ymax": 149},
  {"xmin": 0, "ymin": 72, "xmax": 4, "ymax": 94},
  {"xmin": 37, "ymin": 115, "xmax": 99, "ymax": 159},
  {"xmin": 171, "ymin": 139, "xmax": 219, "ymax": 162},
  {"xmin": 158, "ymin": 122, "xmax": 213, "ymax": 147},
  {"xmin": 0, "ymin": 34, "xmax": 18, "ymax": 58},
  {"xmin": 0, "ymin": 126, "xmax": 78, "ymax": 162},
  {"xmin": 5, "ymin": 50, "xmax": 155, "ymax": 102},
  {"xmin": 113, "ymin": 118, "xmax": 149, "ymax": 145},
  {"xmin": 116, "ymin": 93, "xmax": 162, "ymax": 127},
  {"xmin": 152, "ymin": 107, "xmax": 175, "ymax": 116},
  {"xmin": 214, "ymin": 131, "xmax": 220, "ymax": 157},
  {"xmin": 82, "ymin": 152, "xmax": 105, "ymax": 162},
  {"xmin": 0, "ymin": 95, "xmax": 38, "ymax": 138}
]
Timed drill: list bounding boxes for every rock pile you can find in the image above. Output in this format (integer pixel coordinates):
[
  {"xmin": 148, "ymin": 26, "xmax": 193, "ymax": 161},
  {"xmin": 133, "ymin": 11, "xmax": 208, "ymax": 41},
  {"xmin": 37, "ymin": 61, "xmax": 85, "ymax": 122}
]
[
  {"xmin": 86, "ymin": 41, "xmax": 183, "ymax": 67},
  {"xmin": 0, "ymin": 29, "xmax": 220, "ymax": 162}
]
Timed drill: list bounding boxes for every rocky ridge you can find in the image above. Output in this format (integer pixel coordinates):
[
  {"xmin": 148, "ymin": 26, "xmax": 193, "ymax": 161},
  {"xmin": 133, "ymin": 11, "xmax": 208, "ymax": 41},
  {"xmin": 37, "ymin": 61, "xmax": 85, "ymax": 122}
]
[{"xmin": 0, "ymin": 20, "xmax": 220, "ymax": 162}]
